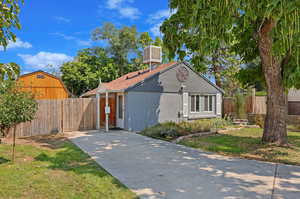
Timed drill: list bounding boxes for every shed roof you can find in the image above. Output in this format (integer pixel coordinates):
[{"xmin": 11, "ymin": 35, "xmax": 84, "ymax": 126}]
[{"xmin": 19, "ymin": 70, "xmax": 72, "ymax": 97}]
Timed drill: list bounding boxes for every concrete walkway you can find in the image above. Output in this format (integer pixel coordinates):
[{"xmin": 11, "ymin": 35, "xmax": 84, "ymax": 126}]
[{"xmin": 67, "ymin": 130, "xmax": 300, "ymax": 199}]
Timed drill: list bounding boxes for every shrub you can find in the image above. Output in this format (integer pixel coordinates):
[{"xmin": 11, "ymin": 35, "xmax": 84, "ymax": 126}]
[
  {"xmin": 141, "ymin": 118, "xmax": 232, "ymax": 141},
  {"xmin": 179, "ymin": 120, "xmax": 212, "ymax": 133},
  {"xmin": 254, "ymin": 114, "xmax": 265, "ymax": 128},
  {"xmin": 211, "ymin": 118, "xmax": 232, "ymax": 129},
  {"xmin": 141, "ymin": 122, "xmax": 185, "ymax": 140},
  {"xmin": 234, "ymin": 93, "xmax": 247, "ymax": 119}
]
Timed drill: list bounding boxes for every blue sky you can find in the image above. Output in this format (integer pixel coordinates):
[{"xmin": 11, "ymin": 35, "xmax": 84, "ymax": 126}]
[{"xmin": 0, "ymin": 0, "xmax": 172, "ymax": 74}]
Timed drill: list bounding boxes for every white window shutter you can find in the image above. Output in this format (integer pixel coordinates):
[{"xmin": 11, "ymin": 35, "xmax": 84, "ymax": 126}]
[
  {"xmin": 183, "ymin": 92, "xmax": 189, "ymax": 117},
  {"xmin": 216, "ymin": 93, "xmax": 222, "ymax": 116}
]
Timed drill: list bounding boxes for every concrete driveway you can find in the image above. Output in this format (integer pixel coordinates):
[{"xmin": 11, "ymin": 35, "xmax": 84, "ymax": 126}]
[{"xmin": 67, "ymin": 130, "xmax": 300, "ymax": 199}]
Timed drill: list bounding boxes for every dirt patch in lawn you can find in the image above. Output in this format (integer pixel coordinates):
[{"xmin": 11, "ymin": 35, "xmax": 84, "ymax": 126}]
[{"xmin": 2, "ymin": 133, "xmax": 69, "ymax": 150}]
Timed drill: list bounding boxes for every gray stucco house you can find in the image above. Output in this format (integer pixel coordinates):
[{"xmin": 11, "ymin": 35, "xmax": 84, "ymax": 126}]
[{"xmin": 82, "ymin": 62, "xmax": 224, "ymax": 132}]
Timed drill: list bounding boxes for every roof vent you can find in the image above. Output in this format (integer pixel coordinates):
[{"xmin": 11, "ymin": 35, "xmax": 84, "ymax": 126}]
[{"xmin": 143, "ymin": 46, "xmax": 162, "ymax": 68}]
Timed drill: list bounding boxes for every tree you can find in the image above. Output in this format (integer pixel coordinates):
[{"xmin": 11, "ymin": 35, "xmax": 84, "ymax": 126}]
[
  {"xmin": 0, "ymin": 80, "xmax": 38, "ymax": 162},
  {"xmin": 237, "ymin": 61, "xmax": 266, "ymax": 91},
  {"xmin": 61, "ymin": 47, "xmax": 119, "ymax": 96},
  {"xmin": 152, "ymin": 36, "xmax": 174, "ymax": 63},
  {"xmin": 0, "ymin": 0, "xmax": 23, "ymax": 48},
  {"xmin": 161, "ymin": 0, "xmax": 300, "ymax": 145},
  {"xmin": 190, "ymin": 46, "xmax": 244, "ymax": 90},
  {"xmin": 0, "ymin": 62, "xmax": 20, "ymax": 81},
  {"xmin": 92, "ymin": 23, "xmax": 140, "ymax": 75},
  {"xmin": 138, "ymin": 32, "xmax": 153, "ymax": 49}
]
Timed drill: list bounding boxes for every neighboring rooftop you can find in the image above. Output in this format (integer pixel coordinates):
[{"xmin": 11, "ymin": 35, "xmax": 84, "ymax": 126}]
[{"xmin": 81, "ymin": 62, "xmax": 177, "ymax": 97}]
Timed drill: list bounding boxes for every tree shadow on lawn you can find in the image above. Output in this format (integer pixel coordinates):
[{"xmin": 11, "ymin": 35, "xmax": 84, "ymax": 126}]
[
  {"xmin": 27, "ymin": 135, "xmax": 134, "ymax": 192},
  {"xmin": 0, "ymin": 157, "xmax": 9, "ymax": 164},
  {"xmin": 181, "ymin": 133, "xmax": 300, "ymax": 166}
]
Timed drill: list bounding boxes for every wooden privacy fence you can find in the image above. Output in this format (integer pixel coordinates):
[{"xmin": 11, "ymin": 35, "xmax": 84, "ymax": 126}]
[
  {"xmin": 11, "ymin": 98, "xmax": 97, "ymax": 137},
  {"xmin": 223, "ymin": 96, "xmax": 267, "ymax": 116}
]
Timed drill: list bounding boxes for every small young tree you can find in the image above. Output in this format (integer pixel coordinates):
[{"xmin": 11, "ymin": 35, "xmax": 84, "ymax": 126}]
[{"xmin": 0, "ymin": 80, "xmax": 38, "ymax": 162}]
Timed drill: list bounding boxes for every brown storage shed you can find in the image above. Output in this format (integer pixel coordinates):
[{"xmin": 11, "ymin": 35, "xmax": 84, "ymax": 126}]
[{"xmin": 18, "ymin": 70, "xmax": 71, "ymax": 100}]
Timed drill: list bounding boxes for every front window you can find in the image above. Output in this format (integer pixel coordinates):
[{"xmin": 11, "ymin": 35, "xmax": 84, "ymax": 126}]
[
  {"xmin": 190, "ymin": 95, "xmax": 214, "ymax": 113},
  {"xmin": 204, "ymin": 95, "xmax": 213, "ymax": 112}
]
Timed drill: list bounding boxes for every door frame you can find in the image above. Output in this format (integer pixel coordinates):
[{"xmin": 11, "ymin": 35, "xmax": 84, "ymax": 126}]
[{"xmin": 116, "ymin": 93, "xmax": 125, "ymax": 128}]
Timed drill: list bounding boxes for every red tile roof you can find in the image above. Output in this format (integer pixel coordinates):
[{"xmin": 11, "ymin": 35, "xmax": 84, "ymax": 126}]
[{"xmin": 82, "ymin": 62, "xmax": 177, "ymax": 97}]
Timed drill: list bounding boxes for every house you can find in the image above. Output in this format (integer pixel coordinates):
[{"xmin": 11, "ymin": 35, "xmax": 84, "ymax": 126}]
[
  {"xmin": 18, "ymin": 70, "xmax": 71, "ymax": 100},
  {"xmin": 82, "ymin": 62, "xmax": 224, "ymax": 132}
]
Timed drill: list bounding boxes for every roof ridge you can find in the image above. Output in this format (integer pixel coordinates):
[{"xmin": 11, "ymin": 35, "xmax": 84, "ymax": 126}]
[{"xmin": 81, "ymin": 62, "xmax": 178, "ymax": 97}]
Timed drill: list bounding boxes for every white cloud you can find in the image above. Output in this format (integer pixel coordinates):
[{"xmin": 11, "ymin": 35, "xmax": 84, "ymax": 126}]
[
  {"xmin": 107, "ymin": 0, "xmax": 123, "ymax": 9},
  {"xmin": 119, "ymin": 7, "xmax": 140, "ymax": 19},
  {"xmin": 147, "ymin": 9, "xmax": 172, "ymax": 24},
  {"xmin": 1, "ymin": 38, "xmax": 32, "ymax": 50},
  {"xmin": 150, "ymin": 22, "xmax": 163, "ymax": 37},
  {"xmin": 18, "ymin": 52, "xmax": 73, "ymax": 68},
  {"xmin": 50, "ymin": 32, "xmax": 91, "ymax": 46},
  {"xmin": 54, "ymin": 16, "xmax": 71, "ymax": 23},
  {"xmin": 77, "ymin": 40, "xmax": 92, "ymax": 46},
  {"xmin": 147, "ymin": 9, "xmax": 176, "ymax": 37},
  {"xmin": 105, "ymin": 0, "xmax": 140, "ymax": 19},
  {"xmin": 50, "ymin": 32, "xmax": 76, "ymax": 40}
]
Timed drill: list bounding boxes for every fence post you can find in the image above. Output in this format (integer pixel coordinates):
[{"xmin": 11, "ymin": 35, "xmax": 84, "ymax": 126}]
[
  {"xmin": 61, "ymin": 100, "xmax": 64, "ymax": 133},
  {"xmin": 252, "ymin": 88, "xmax": 256, "ymax": 113}
]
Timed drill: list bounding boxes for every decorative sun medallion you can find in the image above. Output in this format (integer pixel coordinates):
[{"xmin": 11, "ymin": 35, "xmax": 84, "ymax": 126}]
[{"xmin": 176, "ymin": 66, "xmax": 189, "ymax": 82}]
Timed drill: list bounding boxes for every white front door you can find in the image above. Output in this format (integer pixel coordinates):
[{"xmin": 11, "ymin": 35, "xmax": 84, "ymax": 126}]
[{"xmin": 116, "ymin": 93, "xmax": 125, "ymax": 128}]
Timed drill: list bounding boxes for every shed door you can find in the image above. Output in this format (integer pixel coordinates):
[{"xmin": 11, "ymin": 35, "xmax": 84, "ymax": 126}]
[{"xmin": 100, "ymin": 94, "xmax": 116, "ymax": 127}]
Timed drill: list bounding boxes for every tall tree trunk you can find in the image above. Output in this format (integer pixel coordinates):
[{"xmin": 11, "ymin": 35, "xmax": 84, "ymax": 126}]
[
  {"xmin": 258, "ymin": 19, "xmax": 288, "ymax": 145},
  {"xmin": 212, "ymin": 53, "xmax": 222, "ymax": 88}
]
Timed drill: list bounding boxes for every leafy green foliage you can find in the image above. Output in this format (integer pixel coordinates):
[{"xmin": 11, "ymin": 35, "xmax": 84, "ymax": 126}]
[
  {"xmin": 0, "ymin": 80, "xmax": 38, "ymax": 137},
  {"xmin": 141, "ymin": 122, "xmax": 185, "ymax": 141},
  {"xmin": 0, "ymin": 62, "xmax": 20, "ymax": 81},
  {"xmin": 92, "ymin": 23, "xmax": 142, "ymax": 75},
  {"xmin": 92, "ymin": 23, "xmax": 172, "ymax": 75},
  {"xmin": 0, "ymin": 0, "xmax": 23, "ymax": 48},
  {"xmin": 138, "ymin": 32, "xmax": 153, "ymax": 49},
  {"xmin": 237, "ymin": 61, "xmax": 265, "ymax": 90},
  {"xmin": 61, "ymin": 47, "xmax": 119, "ymax": 96}
]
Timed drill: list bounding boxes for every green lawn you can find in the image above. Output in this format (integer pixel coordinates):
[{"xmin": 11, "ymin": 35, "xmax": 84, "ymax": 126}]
[
  {"xmin": 178, "ymin": 128, "xmax": 300, "ymax": 166},
  {"xmin": 0, "ymin": 136, "xmax": 137, "ymax": 199}
]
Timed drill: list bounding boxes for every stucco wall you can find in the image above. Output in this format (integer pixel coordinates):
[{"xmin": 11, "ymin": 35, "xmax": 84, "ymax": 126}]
[{"xmin": 125, "ymin": 92, "xmax": 182, "ymax": 132}]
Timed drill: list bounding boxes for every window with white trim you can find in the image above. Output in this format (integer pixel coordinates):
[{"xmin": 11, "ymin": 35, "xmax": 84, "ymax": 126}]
[
  {"xmin": 190, "ymin": 95, "xmax": 214, "ymax": 113},
  {"xmin": 204, "ymin": 95, "xmax": 213, "ymax": 112}
]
